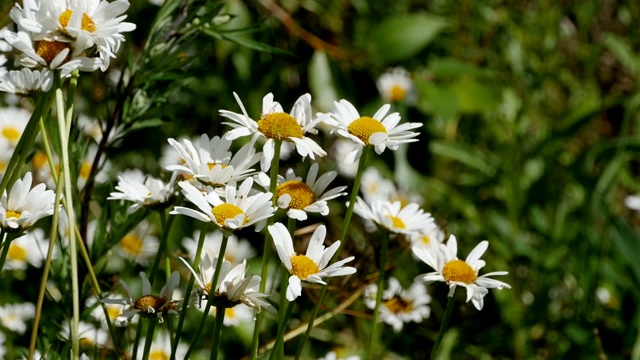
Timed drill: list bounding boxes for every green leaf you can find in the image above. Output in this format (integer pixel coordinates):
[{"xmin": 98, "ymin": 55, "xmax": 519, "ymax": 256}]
[
  {"xmin": 450, "ymin": 77, "xmax": 503, "ymax": 114},
  {"xmin": 430, "ymin": 140, "xmax": 497, "ymax": 176},
  {"xmin": 369, "ymin": 13, "xmax": 446, "ymax": 63},
  {"xmin": 603, "ymin": 33, "xmax": 640, "ymax": 77},
  {"xmin": 415, "ymin": 80, "xmax": 458, "ymax": 118},
  {"xmin": 309, "ymin": 51, "xmax": 339, "ymax": 111}
]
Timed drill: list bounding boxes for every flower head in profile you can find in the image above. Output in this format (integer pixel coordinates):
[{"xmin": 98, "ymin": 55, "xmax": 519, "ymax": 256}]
[
  {"xmin": 256, "ymin": 162, "xmax": 347, "ymax": 221},
  {"xmin": 323, "ymin": 100, "xmax": 422, "ymax": 163},
  {"xmin": 166, "ymin": 134, "xmax": 260, "ymax": 188},
  {"xmin": 102, "ymin": 271, "xmax": 181, "ymax": 323},
  {"xmin": 179, "ymin": 254, "xmax": 272, "ymax": 315},
  {"xmin": 353, "ymin": 197, "xmax": 434, "ymax": 236},
  {"xmin": 108, "ymin": 169, "xmax": 177, "ymax": 213},
  {"xmin": 376, "ymin": 67, "xmax": 416, "ymax": 104},
  {"xmin": 219, "ymin": 92, "xmax": 328, "ymax": 171},
  {"xmin": 171, "ymin": 177, "xmax": 274, "ymax": 232},
  {"xmin": 413, "ymin": 235, "xmax": 511, "ymax": 310},
  {"xmin": 363, "ymin": 277, "xmax": 430, "ymax": 332},
  {"xmin": 0, "ymin": 172, "xmax": 56, "ymax": 232},
  {"xmin": 269, "ymin": 222, "xmax": 357, "ymax": 301}
]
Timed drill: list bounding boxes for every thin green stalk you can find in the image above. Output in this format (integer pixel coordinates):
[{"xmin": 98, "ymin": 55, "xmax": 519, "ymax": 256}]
[
  {"xmin": 210, "ymin": 304, "xmax": 226, "ymax": 360},
  {"xmin": 275, "ymin": 218, "xmax": 296, "ymax": 357},
  {"xmin": 367, "ymin": 232, "xmax": 391, "ymax": 360},
  {"xmin": 251, "ymin": 139, "xmax": 282, "ymax": 360},
  {"xmin": 294, "ymin": 147, "xmax": 370, "ymax": 359},
  {"xmin": 141, "ymin": 319, "xmax": 157, "ymax": 360},
  {"xmin": 431, "ymin": 290, "xmax": 456, "ymax": 360},
  {"xmin": 148, "ymin": 210, "xmax": 174, "ymax": 285},
  {"xmin": 0, "ymin": 232, "xmax": 18, "ymax": 275},
  {"xmin": 269, "ymin": 301, "xmax": 294, "ymax": 360},
  {"xmin": 131, "ymin": 321, "xmax": 144, "ymax": 360},
  {"xmin": 185, "ymin": 232, "xmax": 230, "ymax": 359},
  {"xmin": 171, "ymin": 224, "xmax": 208, "ymax": 360}
]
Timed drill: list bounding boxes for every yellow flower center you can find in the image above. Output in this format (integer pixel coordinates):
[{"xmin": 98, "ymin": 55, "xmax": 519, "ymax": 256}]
[
  {"xmin": 420, "ymin": 234, "xmax": 431, "ymax": 245},
  {"xmin": 106, "ymin": 307, "xmax": 121, "ymax": 321},
  {"xmin": 34, "ymin": 40, "xmax": 71, "ymax": 65},
  {"xmin": 275, "ymin": 180, "xmax": 316, "ymax": 210},
  {"xmin": 0, "ymin": 161, "xmax": 6, "ymax": 172},
  {"xmin": 133, "ymin": 295, "xmax": 167, "ymax": 312},
  {"xmin": 2, "ymin": 127, "xmax": 20, "ymax": 142},
  {"xmin": 59, "ymin": 9, "xmax": 97, "ymax": 32},
  {"xmin": 347, "ymin": 117, "xmax": 387, "ymax": 145},
  {"xmin": 203, "ymin": 282, "xmax": 212, "ymax": 296},
  {"xmin": 79, "ymin": 337, "xmax": 94, "ymax": 347},
  {"xmin": 207, "ymin": 162, "xmax": 228, "ymax": 171},
  {"xmin": 385, "ymin": 215, "xmax": 406, "ymax": 229},
  {"xmin": 79, "ymin": 162, "xmax": 92, "ymax": 179},
  {"xmin": 442, "ymin": 259, "xmax": 477, "ymax": 284},
  {"xmin": 384, "ymin": 295, "xmax": 414, "ymax": 314},
  {"xmin": 389, "ymin": 85, "xmax": 407, "ymax": 102},
  {"xmin": 6, "ymin": 210, "xmax": 21, "ymax": 219},
  {"xmin": 289, "ymin": 255, "xmax": 319, "ymax": 280},
  {"xmin": 212, "ymin": 203, "xmax": 246, "ymax": 227},
  {"xmin": 8, "ymin": 244, "xmax": 27, "ymax": 261},
  {"xmin": 257, "ymin": 112, "xmax": 303, "ymax": 140},
  {"xmin": 149, "ymin": 351, "xmax": 169, "ymax": 360},
  {"xmin": 225, "ymin": 307, "xmax": 236, "ymax": 319},
  {"xmin": 32, "ymin": 152, "xmax": 48, "ymax": 170},
  {"xmin": 119, "ymin": 233, "xmax": 143, "ymax": 255}
]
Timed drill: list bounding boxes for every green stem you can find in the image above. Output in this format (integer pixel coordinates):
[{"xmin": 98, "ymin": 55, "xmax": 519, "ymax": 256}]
[
  {"xmin": 131, "ymin": 321, "xmax": 144, "ymax": 360},
  {"xmin": 171, "ymin": 224, "xmax": 208, "ymax": 360},
  {"xmin": 149, "ymin": 210, "xmax": 174, "ymax": 285},
  {"xmin": 269, "ymin": 301, "xmax": 294, "ymax": 360},
  {"xmin": 251, "ymin": 139, "xmax": 282, "ymax": 360},
  {"xmin": 185, "ymin": 232, "xmax": 230, "ymax": 359},
  {"xmin": 431, "ymin": 290, "xmax": 456, "ymax": 360},
  {"xmin": 294, "ymin": 147, "xmax": 369, "ymax": 359},
  {"xmin": 141, "ymin": 319, "xmax": 157, "ymax": 360},
  {"xmin": 210, "ymin": 304, "xmax": 226, "ymax": 360},
  {"xmin": 0, "ymin": 232, "xmax": 18, "ymax": 274},
  {"xmin": 367, "ymin": 232, "xmax": 391, "ymax": 360},
  {"xmin": 277, "ymin": 217, "xmax": 296, "ymax": 355}
]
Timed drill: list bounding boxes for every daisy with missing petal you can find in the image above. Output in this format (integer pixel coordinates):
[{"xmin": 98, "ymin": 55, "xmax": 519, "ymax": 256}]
[
  {"xmin": 179, "ymin": 255, "xmax": 272, "ymax": 315},
  {"xmin": 353, "ymin": 197, "xmax": 434, "ymax": 236},
  {"xmin": 323, "ymin": 100, "xmax": 422, "ymax": 163},
  {"xmin": 0, "ymin": 302, "xmax": 35, "ymax": 334},
  {"xmin": 412, "ymin": 235, "xmax": 511, "ymax": 310},
  {"xmin": 183, "ymin": 229, "xmax": 255, "ymax": 266},
  {"xmin": 219, "ymin": 92, "xmax": 328, "ymax": 171},
  {"xmin": 108, "ymin": 169, "xmax": 177, "ymax": 213},
  {"xmin": 376, "ymin": 67, "xmax": 416, "ymax": 104},
  {"xmin": 171, "ymin": 177, "xmax": 275, "ymax": 232},
  {"xmin": 268, "ymin": 222, "xmax": 357, "ymax": 301},
  {"xmin": 256, "ymin": 162, "xmax": 347, "ymax": 221},
  {"xmin": 102, "ymin": 271, "xmax": 181, "ymax": 323},
  {"xmin": 0, "ymin": 172, "xmax": 56, "ymax": 232},
  {"xmin": 363, "ymin": 277, "xmax": 430, "ymax": 332},
  {"xmin": 166, "ymin": 134, "xmax": 260, "ymax": 188}
]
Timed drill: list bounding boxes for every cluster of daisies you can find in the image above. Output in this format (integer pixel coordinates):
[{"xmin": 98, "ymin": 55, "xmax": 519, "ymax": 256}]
[{"xmin": 0, "ymin": 0, "xmax": 135, "ymax": 95}]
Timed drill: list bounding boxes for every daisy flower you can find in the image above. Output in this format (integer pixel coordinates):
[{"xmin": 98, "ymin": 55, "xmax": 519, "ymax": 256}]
[
  {"xmin": 0, "ymin": 302, "xmax": 35, "ymax": 334},
  {"xmin": 409, "ymin": 224, "xmax": 445, "ymax": 259},
  {"xmin": 171, "ymin": 177, "xmax": 275, "ymax": 232},
  {"xmin": 102, "ymin": 271, "xmax": 181, "ymax": 323},
  {"xmin": 130, "ymin": 330, "xmax": 187, "ymax": 360},
  {"xmin": 363, "ymin": 277, "xmax": 430, "ymax": 332},
  {"xmin": 332, "ymin": 139, "xmax": 359, "ymax": 178},
  {"xmin": 77, "ymin": 143, "xmax": 111, "ymax": 190},
  {"xmin": 166, "ymin": 134, "xmax": 260, "ymax": 188},
  {"xmin": 108, "ymin": 169, "xmax": 177, "ymax": 213},
  {"xmin": 625, "ymin": 195, "xmax": 640, "ymax": 211},
  {"xmin": 268, "ymin": 222, "xmax": 357, "ymax": 301},
  {"xmin": 183, "ymin": 229, "xmax": 256, "ymax": 266},
  {"xmin": 412, "ymin": 235, "xmax": 511, "ymax": 310},
  {"xmin": 3, "ymin": 228, "xmax": 54, "ymax": 270},
  {"xmin": 219, "ymin": 92, "xmax": 328, "ymax": 171},
  {"xmin": 353, "ymin": 197, "xmax": 434, "ymax": 236},
  {"xmin": 360, "ymin": 167, "xmax": 398, "ymax": 204},
  {"xmin": 115, "ymin": 220, "xmax": 159, "ymax": 265},
  {"xmin": 86, "ymin": 294, "xmax": 130, "ymax": 327},
  {"xmin": 323, "ymin": 99, "xmax": 422, "ymax": 163},
  {"xmin": 59, "ymin": 320, "xmax": 109, "ymax": 349},
  {"xmin": 0, "ymin": 172, "xmax": 56, "ymax": 232},
  {"xmin": 376, "ymin": 67, "xmax": 416, "ymax": 104},
  {"xmin": 320, "ymin": 351, "xmax": 361, "ymax": 360},
  {"xmin": 0, "ymin": 67, "xmax": 54, "ymax": 95},
  {"xmin": 199, "ymin": 303, "xmax": 255, "ymax": 326},
  {"xmin": 0, "ymin": 106, "xmax": 30, "ymax": 148},
  {"xmin": 179, "ymin": 254, "xmax": 272, "ymax": 315},
  {"xmin": 256, "ymin": 162, "xmax": 347, "ymax": 221}
]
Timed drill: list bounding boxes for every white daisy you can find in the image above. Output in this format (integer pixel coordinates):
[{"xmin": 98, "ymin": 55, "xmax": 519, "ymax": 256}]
[
  {"xmin": 3, "ymin": 228, "xmax": 54, "ymax": 270},
  {"xmin": 353, "ymin": 197, "xmax": 434, "ymax": 236},
  {"xmin": 219, "ymin": 92, "xmax": 328, "ymax": 171},
  {"xmin": 256, "ymin": 162, "xmax": 347, "ymax": 221},
  {"xmin": 102, "ymin": 271, "xmax": 181, "ymax": 323},
  {"xmin": 323, "ymin": 99, "xmax": 422, "ymax": 163},
  {"xmin": 320, "ymin": 350, "xmax": 361, "ymax": 360},
  {"xmin": 0, "ymin": 67, "xmax": 54, "ymax": 95},
  {"xmin": 376, "ymin": 67, "xmax": 416, "ymax": 104},
  {"xmin": 0, "ymin": 172, "xmax": 56, "ymax": 232},
  {"xmin": 360, "ymin": 167, "xmax": 397, "ymax": 204},
  {"xmin": 363, "ymin": 277, "xmax": 430, "ymax": 332},
  {"xmin": 165, "ymin": 134, "xmax": 260, "ymax": 188},
  {"xmin": 268, "ymin": 222, "xmax": 357, "ymax": 301},
  {"xmin": 198, "ymin": 303, "xmax": 255, "ymax": 327},
  {"xmin": 0, "ymin": 302, "xmax": 35, "ymax": 334},
  {"xmin": 108, "ymin": 169, "xmax": 177, "ymax": 213},
  {"xmin": 58, "ymin": 320, "xmax": 109, "ymax": 348},
  {"xmin": 77, "ymin": 113, "xmax": 124, "ymax": 145},
  {"xmin": 413, "ymin": 235, "xmax": 511, "ymax": 310},
  {"xmin": 332, "ymin": 139, "xmax": 360, "ymax": 178},
  {"xmin": 182, "ymin": 229, "xmax": 256, "ymax": 266},
  {"xmin": 171, "ymin": 177, "xmax": 275, "ymax": 232},
  {"xmin": 77, "ymin": 143, "xmax": 110, "ymax": 190},
  {"xmin": 625, "ymin": 195, "xmax": 640, "ymax": 211},
  {"xmin": 86, "ymin": 293, "xmax": 130, "ymax": 327},
  {"xmin": 179, "ymin": 254, "xmax": 272, "ymax": 315},
  {"xmin": 115, "ymin": 220, "xmax": 159, "ymax": 265},
  {"xmin": 0, "ymin": 106, "xmax": 30, "ymax": 149},
  {"xmin": 130, "ymin": 330, "xmax": 187, "ymax": 360}
]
